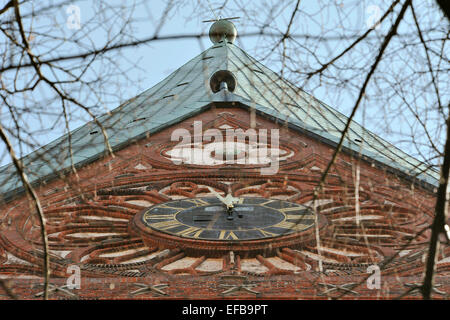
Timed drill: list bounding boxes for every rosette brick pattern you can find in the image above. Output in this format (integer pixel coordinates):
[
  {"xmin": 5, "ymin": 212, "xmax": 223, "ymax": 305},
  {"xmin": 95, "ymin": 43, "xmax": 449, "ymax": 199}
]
[{"xmin": 0, "ymin": 109, "xmax": 448, "ymax": 299}]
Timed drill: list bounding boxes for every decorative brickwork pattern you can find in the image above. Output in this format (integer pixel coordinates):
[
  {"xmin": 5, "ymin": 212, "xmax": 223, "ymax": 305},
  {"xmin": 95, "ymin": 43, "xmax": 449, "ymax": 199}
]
[{"xmin": 0, "ymin": 108, "xmax": 448, "ymax": 299}]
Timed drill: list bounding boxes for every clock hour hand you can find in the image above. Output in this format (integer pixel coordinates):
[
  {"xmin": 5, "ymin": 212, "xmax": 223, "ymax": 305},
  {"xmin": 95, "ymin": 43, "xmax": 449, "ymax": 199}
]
[
  {"xmin": 207, "ymin": 187, "xmax": 241, "ymax": 220},
  {"xmin": 207, "ymin": 186, "xmax": 230, "ymax": 208},
  {"xmin": 222, "ymin": 193, "xmax": 245, "ymax": 218}
]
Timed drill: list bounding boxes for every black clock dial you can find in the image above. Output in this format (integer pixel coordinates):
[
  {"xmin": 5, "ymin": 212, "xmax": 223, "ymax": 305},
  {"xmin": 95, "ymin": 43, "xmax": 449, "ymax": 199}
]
[{"xmin": 142, "ymin": 197, "xmax": 315, "ymax": 241}]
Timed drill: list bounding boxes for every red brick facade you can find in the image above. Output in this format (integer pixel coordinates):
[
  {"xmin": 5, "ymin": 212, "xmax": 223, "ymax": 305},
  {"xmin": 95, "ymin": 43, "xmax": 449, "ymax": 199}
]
[{"xmin": 0, "ymin": 106, "xmax": 448, "ymax": 299}]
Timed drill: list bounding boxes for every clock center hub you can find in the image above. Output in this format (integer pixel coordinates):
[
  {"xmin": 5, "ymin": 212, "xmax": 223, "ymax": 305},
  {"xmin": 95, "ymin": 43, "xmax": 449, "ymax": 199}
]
[
  {"xmin": 176, "ymin": 202, "xmax": 285, "ymax": 230},
  {"xmin": 133, "ymin": 197, "xmax": 326, "ymax": 256}
]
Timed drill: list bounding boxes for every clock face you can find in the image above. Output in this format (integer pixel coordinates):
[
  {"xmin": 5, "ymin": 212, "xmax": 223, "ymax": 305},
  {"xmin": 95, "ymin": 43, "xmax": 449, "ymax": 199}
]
[{"xmin": 142, "ymin": 197, "xmax": 315, "ymax": 241}]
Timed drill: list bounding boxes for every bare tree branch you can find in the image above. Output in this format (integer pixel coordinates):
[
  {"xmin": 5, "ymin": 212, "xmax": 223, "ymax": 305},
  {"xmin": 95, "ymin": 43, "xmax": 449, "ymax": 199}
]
[
  {"xmin": 0, "ymin": 121, "xmax": 50, "ymax": 300},
  {"xmin": 435, "ymin": 0, "xmax": 450, "ymax": 20},
  {"xmin": 9, "ymin": 0, "xmax": 50, "ymax": 300},
  {"xmin": 422, "ymin": 103, "xmax": 450, "ymax": 299},
  {"xmin": 0, "ymin": 1, "xmax": 13, "ymax": 16},
  {"xmin": 315, "ymin": 0, "xmax": 412, "ymax": 196},
  {"xmin": 305, "ymin": 0, "xmax": 401, "ymax": 80}
]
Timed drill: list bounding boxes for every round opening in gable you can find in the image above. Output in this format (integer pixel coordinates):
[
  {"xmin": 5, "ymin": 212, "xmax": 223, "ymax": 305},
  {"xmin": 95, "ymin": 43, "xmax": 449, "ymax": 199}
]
[{"xmin": 209, "ymin": 70, "xmax": 237, "ymax": 93}]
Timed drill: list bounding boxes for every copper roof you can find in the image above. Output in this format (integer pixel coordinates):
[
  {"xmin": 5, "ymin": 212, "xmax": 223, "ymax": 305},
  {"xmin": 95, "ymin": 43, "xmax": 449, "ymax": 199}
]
[{"xmin": 0, "ymin": 37, "xmax": 439, "ymax": 199}]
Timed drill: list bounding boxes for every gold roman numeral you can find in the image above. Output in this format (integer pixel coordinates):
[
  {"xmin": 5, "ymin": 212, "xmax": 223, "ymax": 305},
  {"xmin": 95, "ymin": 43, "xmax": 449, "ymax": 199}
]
[
  {"xmin": 257, "ymin": 229, "xmax": 278, "ymax": 237},
  {"xmin": 145, "ymin": 214, "xmax": 175, "ymax": 220},
  {"xmin": 176, "ymin": 226, "xmax": 203, "ymax": 238},
  {"xmin": 274, "ymin": 221, "xmax": 309, "ymax": 231},
  {"xmin": 286, "ymin": 214, "xmax": 315, "ymax": 220},
  {"xmin": 185, "ymin": 198, "xmax": 209, "ymax": 207},
  {"xmin": 260, "ymin": 199, "xmax": 275, "ymax": 206},
  {"xmin": 157, "ymin": 204, "xmax": 185, "ymax": 210},
  {"xmin": 218, "ymin": 230, "xmax": 239, "ymax": 240},
  {"xmin": 278, "ymin": 206, "xmax": 305, "ymax": 213},
  {"xmin": 149, "ymin": 220, "xmax": 183, "ymax": 231}
]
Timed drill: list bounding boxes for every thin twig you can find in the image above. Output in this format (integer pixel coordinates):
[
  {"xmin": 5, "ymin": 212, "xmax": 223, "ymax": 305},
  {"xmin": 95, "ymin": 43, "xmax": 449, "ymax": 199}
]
[
  {"xmin": 11, "ymin": 0, "xmax": 50, "ymax": 300},
  {"xmin": 315, "ymin": 0, "xmax": 412, "ymax": 197}
]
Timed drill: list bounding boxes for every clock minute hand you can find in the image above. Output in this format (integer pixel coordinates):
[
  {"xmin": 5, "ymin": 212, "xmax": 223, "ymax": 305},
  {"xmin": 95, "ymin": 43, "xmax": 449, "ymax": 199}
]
[
  {"xmin": 223, "ymin": 194, "xmax": 244, "ymax": 218},
  {"xmin": 207, "ymin": 187, "xmax": 230, "ymax": 208},
  {"xmin": 207, "ymin": 187, "xmax": 239, "ymax": 220},
  {"xmin": 223, "ymin": 193, "xmax": 240, "ymax": 208}
]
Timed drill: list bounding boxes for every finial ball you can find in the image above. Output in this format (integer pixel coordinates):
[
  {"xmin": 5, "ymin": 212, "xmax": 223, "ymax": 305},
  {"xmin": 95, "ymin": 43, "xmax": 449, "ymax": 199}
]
[{"xmin": 209, "ymin": 20, "xmax": 237, "ymax": 44}]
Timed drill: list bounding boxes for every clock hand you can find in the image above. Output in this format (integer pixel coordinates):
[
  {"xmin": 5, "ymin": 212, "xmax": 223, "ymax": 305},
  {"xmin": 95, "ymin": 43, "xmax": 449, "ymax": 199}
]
[
  {"xmin": 223, "ymin": 194, "xmax": 245, "ymax": 218},
  {"xmin": 223, "ymin": 193, "xmax": 241, "ymax": 206},
  {"xmin": 207, "ymin": 187, "xmax": 238, "ymax": 220},
  {"xmin": 207, "ymin": 187, "xmax": 246, "ymax": 220},
  {"xmin": 207, "ymin": 186, "xmax": 230, "ymax": 208}
]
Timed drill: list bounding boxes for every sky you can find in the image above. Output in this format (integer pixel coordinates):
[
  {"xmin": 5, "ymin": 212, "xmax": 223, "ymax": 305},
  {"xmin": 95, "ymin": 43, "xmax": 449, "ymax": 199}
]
[{"xmin": 0, "ymin": 0, "xmax": 446, "ymax": 169}]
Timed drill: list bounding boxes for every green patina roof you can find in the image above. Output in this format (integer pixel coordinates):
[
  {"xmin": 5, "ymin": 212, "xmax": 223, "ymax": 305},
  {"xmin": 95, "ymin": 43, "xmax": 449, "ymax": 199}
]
[{"xmin": 0, "ymin": 39, "xmax": 439, "ymax": 199}]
